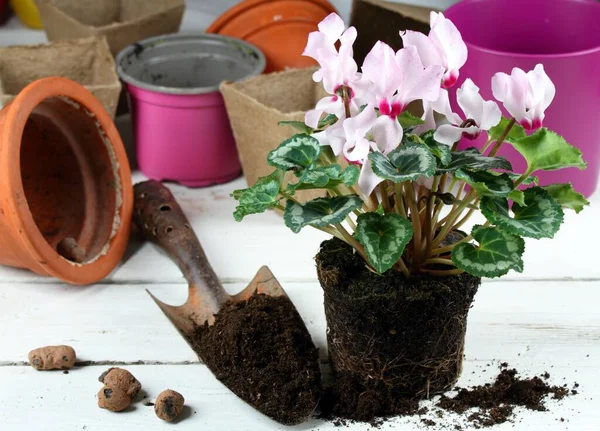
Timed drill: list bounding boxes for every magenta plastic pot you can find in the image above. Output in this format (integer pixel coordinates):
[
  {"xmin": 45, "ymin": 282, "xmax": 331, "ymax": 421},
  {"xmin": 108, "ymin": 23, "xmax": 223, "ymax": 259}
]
[
  {"xmin": 446, "ymin": 0, "xmax": 600, "ymax": 197},
  {"xmin": 116, "ymin": 33, "xmax": 266, "ymax": 187}
]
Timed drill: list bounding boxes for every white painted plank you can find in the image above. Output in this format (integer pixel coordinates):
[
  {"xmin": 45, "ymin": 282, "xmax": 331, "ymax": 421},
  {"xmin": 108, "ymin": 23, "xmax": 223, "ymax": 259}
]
[
  {"xmin": 0, "ymin": 358, "xmax": 597, "ymax": 431},
  {"xmin": 1, "ymin": 281, "xmax": 599, "ymax": 365}
]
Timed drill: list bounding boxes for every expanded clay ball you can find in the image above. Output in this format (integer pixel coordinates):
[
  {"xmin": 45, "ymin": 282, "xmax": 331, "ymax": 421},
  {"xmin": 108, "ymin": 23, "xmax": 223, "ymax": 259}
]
[
  {"xmin": 28, "ymin": 345, "xmax": 76, "ymax": 370},
  {"xmin": 97, "ymin": 386, "xmax": 131, "ymax": 412},
  {"xmin": 154, "ymin": 390, "xmax": 185, "ymax": 422},
  {"xmin": 98, "ymin": 368, "xmax": 141, "ymax": 397}
]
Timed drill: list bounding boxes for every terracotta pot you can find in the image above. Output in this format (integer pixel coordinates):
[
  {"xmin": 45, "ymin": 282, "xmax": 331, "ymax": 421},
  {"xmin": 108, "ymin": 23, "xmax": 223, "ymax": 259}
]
[
  {"xmin": 0, "ymin": 77, "xmax": 133, "ymax": 285},
  {"xmin": 207, "ymin": 0, "xmax": 337, "ymax": 72},
  {"xmin": 316, "ymin": 238, "xmax": 480, "ymax": 416}
]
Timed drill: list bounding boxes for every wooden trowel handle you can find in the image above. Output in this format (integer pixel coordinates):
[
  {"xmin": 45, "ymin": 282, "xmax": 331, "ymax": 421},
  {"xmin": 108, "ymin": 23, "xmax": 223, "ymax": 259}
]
[{"xmin": 133, "ymin": 180, "xmax": 229, "ymax": 311}]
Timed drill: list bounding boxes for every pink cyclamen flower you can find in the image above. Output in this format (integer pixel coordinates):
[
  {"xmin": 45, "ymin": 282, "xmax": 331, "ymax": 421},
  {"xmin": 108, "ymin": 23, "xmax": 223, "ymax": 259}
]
[
  {"xmin": 400, "ymin": 12, "xmax": 468, "ymax": 89},
  {"xmin": 434, "ymin": 79, "xmax": 502, "ymax": 146},
  {"xmin": 492, "ymin": 64, "xmax": 556, "ymax": 131},
  {"xmin": 303, "ymin": 13, "xmax": 367, "ymax": 129},
  {"xmin": 361, "ymin": 42, "xmax": 444, "ymax": 154},
  {"xmin": 320, "ymin": 105, "xmax": 383, "ymax": 196}
]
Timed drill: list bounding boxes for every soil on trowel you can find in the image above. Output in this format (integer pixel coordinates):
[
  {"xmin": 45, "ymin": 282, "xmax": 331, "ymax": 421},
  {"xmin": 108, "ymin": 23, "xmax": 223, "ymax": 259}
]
[
  {"xmin": 320, "ymin": 364, "xmax": 573, "ymax": 429},
  {"xmin": 191, "ymin": 294, "xmax": 321, "ymax": 425}
]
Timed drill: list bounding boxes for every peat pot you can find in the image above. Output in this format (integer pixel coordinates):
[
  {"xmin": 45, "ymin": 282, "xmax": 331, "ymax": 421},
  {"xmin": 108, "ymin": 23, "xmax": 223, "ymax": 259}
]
[{"xmin": 316, "ymin": 238, "xmax": 481, "ymax": 416}]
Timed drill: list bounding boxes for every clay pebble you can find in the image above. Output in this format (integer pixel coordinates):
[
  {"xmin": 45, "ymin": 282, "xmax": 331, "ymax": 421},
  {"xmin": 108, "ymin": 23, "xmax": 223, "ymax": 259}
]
[
  {"xmin": 28, "ymin": 345, "xmax": 76, "ymax": 370},
  {"xmin": 154, "ymin": 390, "xmax": 185, "ymax": 422},
  {"xmin": 56, "ymin": 237, "xmax": 86, "ymax": 263},
  {"xmin": 97, "ymin": 386, "xmax": 131, "ymax": 412},
  {"xmin": 98, "ymin": 368, "xmax": 141, "ymax": 397}
]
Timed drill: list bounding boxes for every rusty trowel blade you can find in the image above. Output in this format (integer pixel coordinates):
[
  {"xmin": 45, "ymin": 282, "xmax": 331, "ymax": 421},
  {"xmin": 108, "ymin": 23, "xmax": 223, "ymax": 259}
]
[{"xmin": 231, "ymin": 266, "xmax": 286, "ymax": 302}]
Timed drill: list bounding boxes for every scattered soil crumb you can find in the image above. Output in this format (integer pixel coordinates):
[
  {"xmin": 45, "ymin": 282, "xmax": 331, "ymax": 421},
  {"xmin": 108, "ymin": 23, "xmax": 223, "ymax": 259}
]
[
  {"xmin": 144, "ymin": 401, "xmax": 155, "ymax": 407},
  {"xmin": 63, "ymin": 370, "xmax": 69, "ymax": 375},
  {"xmin": 321, "ymin": 365, "xmax": 573, "ymax": 429},
  {"xmin": 436, "ymin": 368, "xmax": 570, "ymax": 427}
]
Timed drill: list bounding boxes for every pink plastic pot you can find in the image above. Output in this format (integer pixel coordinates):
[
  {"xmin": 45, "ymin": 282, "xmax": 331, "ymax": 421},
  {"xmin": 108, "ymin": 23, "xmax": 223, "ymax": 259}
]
[
  {"xmin": 116, "ymin": 34, "xmax": 266, "ymax": 187},
  {"xmin": 446, "ymin": 0, "xmax": 600, "ymax": 197}
]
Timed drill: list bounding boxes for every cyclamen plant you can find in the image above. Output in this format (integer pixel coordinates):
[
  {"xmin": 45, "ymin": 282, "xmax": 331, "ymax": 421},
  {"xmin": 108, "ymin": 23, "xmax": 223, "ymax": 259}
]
[{"xmin": 232, "ymin": 12, "xmax": 589, "ymax": 278}]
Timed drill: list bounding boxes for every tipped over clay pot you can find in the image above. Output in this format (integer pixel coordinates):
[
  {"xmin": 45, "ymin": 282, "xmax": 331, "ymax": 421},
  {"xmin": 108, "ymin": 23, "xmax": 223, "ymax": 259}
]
[{"xmin": 0, "ymin": 77, "xmax": 133, "ymax": 285}]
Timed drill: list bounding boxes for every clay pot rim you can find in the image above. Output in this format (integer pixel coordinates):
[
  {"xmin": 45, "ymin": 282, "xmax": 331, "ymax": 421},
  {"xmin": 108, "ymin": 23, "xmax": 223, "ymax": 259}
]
[
  {"xmin": 0, "ymin": 77, "xmax": 133, "ymax": 285},
  {"xmin": 206, "ymin": 0, "xmax": 337, "ymax": 34},
  {"xmin": 236, "ymin": 17, "xmax": 328, "ymax": 40}
]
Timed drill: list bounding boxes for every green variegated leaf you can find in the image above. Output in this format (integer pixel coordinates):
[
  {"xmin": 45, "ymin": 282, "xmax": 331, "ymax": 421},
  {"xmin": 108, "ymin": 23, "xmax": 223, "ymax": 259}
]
[
  {"xmin": 437, "ymin": 147, "xmax": 513, "ymax": 173},
  {"xmin": 508, "ymin": 128, "xmax": 586, "ymax": 172},
  {"xmin": 288, "ymin": 164, "xmax": 359, "ymax": 191},
  {"xmin": 420, "ymin": 130, "xmax": 452, "ymax": 166},
  {"xmin": 542, "ymin": 183, "xmax": 589, "ymax": 214},
  {"xmin": 480, "ymin": 187, "xmax": 564, "ymax": 239},
  {"xmin": 277, "ymin": 121, "xmax": 314, "ymax": 134},
  {"xmin": 267, "ymin": 134, "xmax": 321, "ymax": 171},
  {"xmin": 232, "ymin": 171, "xmax": 283, "ymax": 221},
  {"xmin": 504, "ymin": 172, "xmax": 539, "ymax": 185},
  {"xmin": 283, "ymin": 196, "xmax": 363, "ymax": 234},
  {"xmin": 402, "ymin": 133, "xmax": 426, "ymax": 146},
  {"xmin": 369, "ymin": 143, "xmax": 436, "ymax": 183},
  {"xmin": 318, "ymin": 114, "xmax": 338, "ymax": 129},
  {"xmin": 452, "ymin": 225, "xmax": 525, "ymax": 278},
  {"xmin": 354, "ymin": 213, "xmax": 413, "ymax": 273},
  {"xmin": 454, "ymin": 169, "xmax": 514, "ymax": 196},
  {"xmin": 508, "ymin": 190, "xmax": 526, "ymax": 206},
  {"xmin": 398, "ymin": 111, "xmax": 425, "ymax": 130},
  {"xmin": 488, "ymin": 116, "xmax": 526, "ymax": 143}
]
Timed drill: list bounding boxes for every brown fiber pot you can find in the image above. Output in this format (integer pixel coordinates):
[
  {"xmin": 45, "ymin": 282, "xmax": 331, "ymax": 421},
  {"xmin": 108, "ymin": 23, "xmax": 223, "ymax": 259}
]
[
  {"xmin": 316, "ymin": 238, "xmax": 480, "ymax": 413},
  {"xmin": 0, "ymin": 77, "xmax": 133, "ymax": 285}
]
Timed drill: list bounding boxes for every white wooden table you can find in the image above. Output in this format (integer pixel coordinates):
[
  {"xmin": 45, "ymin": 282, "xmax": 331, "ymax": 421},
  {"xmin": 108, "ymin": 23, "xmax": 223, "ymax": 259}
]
[{"xmin": 1, "ymin": 3, "xmax": 599, "ymax": 430}]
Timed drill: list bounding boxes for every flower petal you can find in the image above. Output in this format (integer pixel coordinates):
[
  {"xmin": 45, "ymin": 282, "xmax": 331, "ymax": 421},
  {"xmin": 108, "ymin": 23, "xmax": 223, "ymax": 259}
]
[
  {"xmin": 344, "ymin": 136, "xmax": 371, "ymax": 163},
  {"xmin": 428, "ymin": 12, "xmax": 468, "ymax": 78},
  {"xmin": 434, "ymin": 124, "xmax": 478, "ymax": 146},
  {"xmin": 479, "ymin": 100, "xmax": 502, "ymax": 131},
  {"xmin": 343, "ymin": 104, "xmax": 378, "ymax": 142},
  {"xmin": 362, "ymin": 41, "xmax": 403, "ymax": 100},
  {"xmin": 492, "ymin": 68, "xmax": 528, "ymax": 123},
  {"xmin": 400, "ymin": 30, "xmax": 441, "ymax": 69},
  {"xmin": 372, "ymin": 115, "xmax": 404, "ymax": 154},
  {"xmin": 431, "ymin": 88, "xmax": 462, "ymax": 125},
  {"xmin": 305, "ymin": 109, "xmax": 323, "ymax": 129},
  {"xmin": 358, "ymin": 158, "xmax": 384, "ymax": 196},
  {"xmin": 395, "ymin": 46, "xmax": 444, "ymax": 105},
  {"xmin": 318, "ymin": 13, "xmax": 345, "ymax": 44}
]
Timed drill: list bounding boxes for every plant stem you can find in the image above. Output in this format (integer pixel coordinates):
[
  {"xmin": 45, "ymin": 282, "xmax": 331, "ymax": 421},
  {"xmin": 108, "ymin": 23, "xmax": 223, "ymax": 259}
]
[
  {"xmin": 379, "ymin": 183, "xmax": 392, "ymax": 213},
  {"xmin": 429, "ymin": 234, "xmax": 473, "ymax": 256},
  {"xmin": 452, "ymin": 207, "xmax": 476, "ymax": 232},
  {"xmin": 405, "ymin": 182, "xmax": 422, "ymax": 269},
  {"xmin": 342, "ymin": 86, "xmax": 352, "ymax": 119},
  {"xmin": 431, "ymin": 191, "xmax": 477, "ymax": 248},
  {"xmin": 480, "ymin": 136, "xmax": 494, "ymax": 153},
  {"xmin": 336, "ymin": 223, "xmax": 369, "ymax": 264},
  {"xmin": 514, "ymin": 168, "xmax": 534, "ymax": 188},
  {"xmin": 395, "ymin": 258, "xmax": 411, "ymax": 278},
  {"xmin": 488, "ymin": 118, "xmax": 516, "ymax": 157},
  {"xmin": 423, "ymin": 258, "xmax": 455, "ymax": 266},
  {"xmin": 345, "ymin": 214, "xmax": 357, "ymax": 232},
  {"xmin": 394, "ymin": 183, "xmax": 407, "ymax": 217},
  {"xmin": 421, "ymin": 268, "xmax": 465, "ymax": 276}
]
